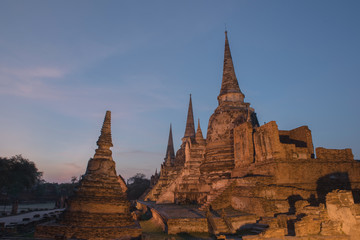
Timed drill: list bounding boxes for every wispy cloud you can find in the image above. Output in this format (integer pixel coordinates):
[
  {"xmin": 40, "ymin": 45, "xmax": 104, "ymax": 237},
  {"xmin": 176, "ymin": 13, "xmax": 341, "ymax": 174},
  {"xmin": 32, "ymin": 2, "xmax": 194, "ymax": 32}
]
[
  {"xmin": 0, "ymin": 33, "xmax": 138, "ymax": 101},
  {"xmin": 0, "ymin": 66, "xmax": 67, "ymax": 99},
  {"xmin": 2, "ymin": 67, "xmax": 65, "ymax": 79}
]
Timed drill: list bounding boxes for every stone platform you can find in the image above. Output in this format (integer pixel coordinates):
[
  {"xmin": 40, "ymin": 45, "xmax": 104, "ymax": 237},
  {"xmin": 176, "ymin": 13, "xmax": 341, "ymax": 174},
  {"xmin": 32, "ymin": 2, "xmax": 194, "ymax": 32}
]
[
  {"xmin": 137, "ymin": 201, "xmax": 258, "ymax": 235},
  {"xmin": 36, "ymin": 222, "xmax": 141, "ymax": 240}
]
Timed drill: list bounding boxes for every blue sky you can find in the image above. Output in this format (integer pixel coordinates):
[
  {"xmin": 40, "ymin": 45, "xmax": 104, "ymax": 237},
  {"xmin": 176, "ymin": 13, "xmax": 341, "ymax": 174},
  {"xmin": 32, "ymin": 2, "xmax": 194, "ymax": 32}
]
[{"xmin": 0, "ymin": 1, "xmax": 359, "ymax": 183}]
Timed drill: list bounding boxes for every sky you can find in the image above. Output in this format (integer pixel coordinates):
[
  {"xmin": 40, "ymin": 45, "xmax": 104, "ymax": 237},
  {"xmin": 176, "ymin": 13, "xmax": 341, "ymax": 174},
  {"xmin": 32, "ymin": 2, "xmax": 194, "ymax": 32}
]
[{"xmin": 0, "ymin": 1, "xmax": 359, "ymax": 183}]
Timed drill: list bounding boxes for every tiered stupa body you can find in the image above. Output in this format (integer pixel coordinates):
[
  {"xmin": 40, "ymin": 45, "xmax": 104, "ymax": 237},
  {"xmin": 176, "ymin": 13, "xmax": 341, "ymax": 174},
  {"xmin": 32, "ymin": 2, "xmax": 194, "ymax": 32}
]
[
  {"xmin": 144, "ymin": 124, "xmax": 182, "ymax": 201},
  {"xmin": 145, "ymin": 35, "xmax": 260, "ymax": 204},
  {"xmin": 173, "ymin": 118, "xmax": 207, "ymax": 203},
  {"xmin": 143, "ymin": 32, "xmax": 360, "ymax": 218},
  {"xmin": 35, "ymin": 111, "xmax": 141, "ymax": 240},
  {"xmin": 144, "ymin": 96, "xmax": 195, "ymax": 201},
  {"xmin": 200, "ymin": 31, "xmax": 259, "ymax": 181},
  {"xmin": 153, "ymin": 117, "xmax": 207, "ymax": 204}
]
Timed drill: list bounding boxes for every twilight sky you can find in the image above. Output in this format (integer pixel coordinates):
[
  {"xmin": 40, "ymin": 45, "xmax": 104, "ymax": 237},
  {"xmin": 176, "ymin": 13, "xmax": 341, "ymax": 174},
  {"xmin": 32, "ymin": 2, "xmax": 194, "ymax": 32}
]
[{"xmin": 0, "ymin": 1, "xmax": 359, "ymax": 183}]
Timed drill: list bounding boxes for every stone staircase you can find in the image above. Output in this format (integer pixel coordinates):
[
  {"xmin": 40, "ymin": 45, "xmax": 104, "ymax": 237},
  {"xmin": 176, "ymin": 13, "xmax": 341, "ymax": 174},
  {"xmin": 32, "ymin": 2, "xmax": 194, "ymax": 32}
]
[
  {"xmin": 245, "ymin": 223, "xmax": 269, "ymax": 235},
  {"xmin": 199, "ymin": 179, "xmax": 234, "ymax": 211},
  {"xmin": 143, "ymin": 182, "xmax": 163, "ymax": 201},
  {"xmin": 206, "ymin": 210, "xmax": 233, "ymax": 235},
  {"xmin": 156, "ymin": 168, "xmax": 186, "ymax": 203},
  {"xmin": 213, "ymin": 216, "xmax": 229, "ymax": 234}
]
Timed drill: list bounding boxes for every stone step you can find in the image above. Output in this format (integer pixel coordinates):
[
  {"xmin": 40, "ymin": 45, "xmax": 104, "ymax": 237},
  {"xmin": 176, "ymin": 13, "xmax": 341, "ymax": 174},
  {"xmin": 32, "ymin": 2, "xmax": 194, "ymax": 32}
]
[
  {"xmin": 251, "ymin": 226, "xmax": 268, "ymax": 231},
  {"xmin": 217, "ymin": 225, "xmax": 228, "ymax": 229},
  {"xmin": 215, "ymin": 227, "xmax": 229, "ymax": 231},
  {"xmin": 199, "ymin": 183, "xmax": 234, "ymax": 210},
  {"xmin": 216, "ymin": 224, "xmax": 228, "ymax": 229},
  {"xmin": 257, "ymin": 218, "xmax": 273, "ymax": 225},
  {"xmin": 249, "ymin": 229, "xmax": 263, "ymax": 234}
]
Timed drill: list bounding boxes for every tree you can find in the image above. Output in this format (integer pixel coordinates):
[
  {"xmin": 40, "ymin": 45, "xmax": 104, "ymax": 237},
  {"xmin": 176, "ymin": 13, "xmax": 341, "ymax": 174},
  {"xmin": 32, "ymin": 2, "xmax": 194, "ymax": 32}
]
[
  {"xmin": 0, "ymin": 157, "xmax": 11, "ymax": 190},
  {"xmin": 127, "ymin": 173, "xmax": 146, "ymax": 185},
  {"xmin": 71, "ymin": 176, "xmax": 78, "ymax": 184},
  {"xmin": 126, "ymin": 173, "xmax": 150, "ymax": 200},
  {"xmin": 0, "ymin": 155, "xmax": 42, "ymax": 212}
]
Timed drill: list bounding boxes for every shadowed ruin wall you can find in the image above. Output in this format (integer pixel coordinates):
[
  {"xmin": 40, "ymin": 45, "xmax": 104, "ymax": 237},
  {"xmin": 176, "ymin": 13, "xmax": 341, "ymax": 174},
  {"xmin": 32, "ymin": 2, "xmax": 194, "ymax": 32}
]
[
  {"xmin": 230, "ymin": 121, "xmax": 360, "ymax": 217},
  {"xmin": 279, "ymin": 125, "xmax": 314, "ymax": 158}
]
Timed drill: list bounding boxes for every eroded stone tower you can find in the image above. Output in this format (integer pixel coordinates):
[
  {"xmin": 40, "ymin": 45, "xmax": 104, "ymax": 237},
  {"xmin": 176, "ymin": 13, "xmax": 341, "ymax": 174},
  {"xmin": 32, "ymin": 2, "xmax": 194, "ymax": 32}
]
[
  {"xmin": 145, "ymin": 31, "xmax": 360, "ymax": 222},
  {"xmin": 200, "ymin": 31, "xmax": 259, "ymax": 181},
  {"xmin": 144, "ymin": 95, "xmax": 198, "ymax": 202},
  {"xmin": 35, "ymin": 111, "xmax": 141, "ymax": 240}
]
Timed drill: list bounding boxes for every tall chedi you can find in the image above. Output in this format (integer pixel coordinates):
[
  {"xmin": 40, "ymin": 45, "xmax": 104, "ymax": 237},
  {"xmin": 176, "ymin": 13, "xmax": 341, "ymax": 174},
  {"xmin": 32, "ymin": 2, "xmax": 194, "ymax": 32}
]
[
  {"xmin": 171, "ymin": 118, "xmax": 207, "ymax": 204},
  {"xmin": 144, "ymin": 95, "xmax": 196, "ymax": 202},
  {"xmin": 35, "ymin": 111, "xmax": 141, "ymax": 240},
  {"xmin": 144, "ymin": 124, "xmax": 179, "ymax": 201},
  {"xmin": 174, "ymin": 94, "xmax": 196, "ymax": 166},
  {"xmin": 164, "ymin": 124, "xmax": 175, "ymax": 166},
  {"xmin": 200, "ymin": 31, "xmax": 259, "ymax": 181}
]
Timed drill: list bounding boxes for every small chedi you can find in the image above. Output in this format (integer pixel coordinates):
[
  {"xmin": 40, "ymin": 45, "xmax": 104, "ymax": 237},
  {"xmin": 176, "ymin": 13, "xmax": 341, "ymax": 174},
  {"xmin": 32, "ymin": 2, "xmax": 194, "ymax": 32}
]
[
  {"xmin": 35, "ymin": 111, "xmax": 141, "ymax": 240},
  {"xmin": 144, "ymin": 31, "xmax": 360, "ymax": 238}
]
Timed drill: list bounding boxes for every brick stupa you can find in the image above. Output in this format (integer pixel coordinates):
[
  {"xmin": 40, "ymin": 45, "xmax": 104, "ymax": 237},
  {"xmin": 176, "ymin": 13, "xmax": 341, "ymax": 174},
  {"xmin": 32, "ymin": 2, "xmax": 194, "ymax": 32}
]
[
  {"xmin": 200, "ymin": 31, "xmax": 259, "ymax": 181},
  {"xmin": 35, "ymin": 111, "xmax": 141, "ymax": 240}
]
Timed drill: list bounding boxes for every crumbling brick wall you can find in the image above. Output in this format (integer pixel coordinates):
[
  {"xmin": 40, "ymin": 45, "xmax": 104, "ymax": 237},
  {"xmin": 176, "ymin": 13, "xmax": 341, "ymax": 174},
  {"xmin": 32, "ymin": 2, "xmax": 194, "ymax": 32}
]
[
  {"xmin": 316, "ymin": 147, "xmax": 354, "ymax": 161},
  {"xmin": 279, "ymin": 125, "xmax": 314, "ymax": 158},
  {"xmin": 234, "ymin": 122, "xmax": 254, "ymax": 167}
]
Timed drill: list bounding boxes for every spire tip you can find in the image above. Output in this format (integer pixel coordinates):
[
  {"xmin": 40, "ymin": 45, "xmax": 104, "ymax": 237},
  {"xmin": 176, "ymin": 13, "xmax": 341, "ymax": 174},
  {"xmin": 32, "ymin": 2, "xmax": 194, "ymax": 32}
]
[
  {"xmin": 184, "ymin": 94, "xmax": 195, "ymax": 138},
  {"xmin": 94, "ymin": 110, "xmax": 113, "ymax": 159}
]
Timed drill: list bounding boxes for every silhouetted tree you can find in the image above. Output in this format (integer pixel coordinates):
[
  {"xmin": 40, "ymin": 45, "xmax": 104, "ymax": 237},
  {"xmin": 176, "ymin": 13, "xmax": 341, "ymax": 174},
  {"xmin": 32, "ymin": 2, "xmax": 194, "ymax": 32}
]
[
  {"xmin": 71, "ymin": 176, "xmax": 78, "ymax": 184},
  {"xmin": 126, "ymin": 173, "xmax": 150, "ymax": 200},
  {"xmin": 0, "ymin": 155, "xmax": 42, "ymax": 213},
  {"xmin": 31, "ymin": 180, "xmax": 78, "ymax": 202},
  {"xmin": 127, "ymin": 173, "xmax": 146, "ymax": 185}
]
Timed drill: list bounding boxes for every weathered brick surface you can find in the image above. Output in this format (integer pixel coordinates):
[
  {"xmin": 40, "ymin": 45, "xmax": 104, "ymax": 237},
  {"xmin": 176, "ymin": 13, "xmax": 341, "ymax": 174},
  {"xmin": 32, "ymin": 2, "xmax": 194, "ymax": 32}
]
[
  {"xmin": 35, "ymin": 223, "xmax": 141, "ymax": 240},
  {"xmin": 279, "ymin": 125, "xmax": 314, "ymax": 157},
  {"xmin": 250, "ymin": 190, "xmax": 360, "ymax": 239},
  {"xmin": 326, "ymin": 190, "xmax": 357, "ymax": 235},
  {"xmin": 142, "ymin": 32, "xmax": 360, "ymax": 239},
  {"xmin": 316, "ymin": 147, "xmax": 354, "ymax": 161},
  {"xmin": 234, "ymin": 121, "xmax": 254, "ymax": 167},
  {"xmin": 35, "ymin": 111, "xmax": 141, "ymax": 239},
  {"xmin": 230, "ymin": 120, "xmax": 360, "ymax": 218},
  {"xmin": 167, "ymin": 218, "xmax": 208, "ymax": 234}
]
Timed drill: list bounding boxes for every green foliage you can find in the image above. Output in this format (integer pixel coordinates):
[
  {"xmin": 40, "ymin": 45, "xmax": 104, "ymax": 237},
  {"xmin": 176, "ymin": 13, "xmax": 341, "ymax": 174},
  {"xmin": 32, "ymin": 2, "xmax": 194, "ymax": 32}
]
[{"xmin": 0, "ymin": 155, "xmax": 42, "ymax": 200}]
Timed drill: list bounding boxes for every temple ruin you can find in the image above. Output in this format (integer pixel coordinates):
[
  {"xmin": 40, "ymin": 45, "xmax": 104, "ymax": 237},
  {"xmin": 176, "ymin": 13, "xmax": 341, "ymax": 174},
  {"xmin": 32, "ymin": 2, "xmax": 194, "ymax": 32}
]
[
  {"xmin": 143, "ymin": 31, "xmax": 360, "ymax": 238},
  {"xmin": 33, "ymin": 31, "xmax": 360, "ymax": 239},
  {"xmin": 35, "ymin": 111, "xmax": 141, "ymax": 240}
]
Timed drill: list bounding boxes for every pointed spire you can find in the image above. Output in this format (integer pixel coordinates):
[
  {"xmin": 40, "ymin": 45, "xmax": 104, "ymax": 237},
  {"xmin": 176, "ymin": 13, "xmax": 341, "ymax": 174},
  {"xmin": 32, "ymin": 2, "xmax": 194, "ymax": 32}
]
[
  {"xmin": 184, "ymin": 94, "xmax": 195, "ymax": 139},
  {"xmin": 164, "ymin": 124, "xmax": 175, "ymax": 166},
  {"xmin": 219, "ymin": 31, "xmax": 242, "ymax": 97},
  {"xmin": 94, "ymin": 111, "xmax": 113, "ymax": 159},
  {"xmin": 195, "ymin": 118, "xmax": 205, "ymax": 144}
]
